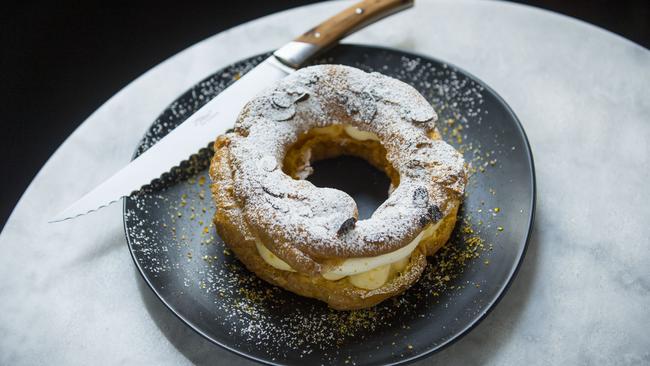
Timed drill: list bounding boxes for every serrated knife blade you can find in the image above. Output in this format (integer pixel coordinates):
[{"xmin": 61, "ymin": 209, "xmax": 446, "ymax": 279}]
[
  {"xmin": 51, "ymin": 0, "xmax": 414, "ymax": 222},
  {"xmin": 50, "ymin": 57, "xmax": 293, "ymax": 222}
]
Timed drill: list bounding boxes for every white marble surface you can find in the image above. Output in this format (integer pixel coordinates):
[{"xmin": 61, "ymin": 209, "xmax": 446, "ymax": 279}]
[{"xmin": 1, "ymin": 0, "xmax": 649, "ymax": 364}]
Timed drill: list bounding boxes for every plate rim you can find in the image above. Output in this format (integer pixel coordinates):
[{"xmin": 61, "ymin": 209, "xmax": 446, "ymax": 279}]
[{"xmin": 123, "ymin": 43, "xmax": 537, "ymax": 366}]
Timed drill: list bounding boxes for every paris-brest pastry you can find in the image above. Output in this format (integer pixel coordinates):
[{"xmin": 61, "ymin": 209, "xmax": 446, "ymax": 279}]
[{"xmin": 210, "ymin": 65, "xmax": 466, "ymax": 310}]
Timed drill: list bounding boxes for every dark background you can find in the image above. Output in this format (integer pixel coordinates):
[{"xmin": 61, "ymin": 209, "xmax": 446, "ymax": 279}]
[{"xmin": 1, "ymin": 0, "xmax": 648, "ymax": 230}]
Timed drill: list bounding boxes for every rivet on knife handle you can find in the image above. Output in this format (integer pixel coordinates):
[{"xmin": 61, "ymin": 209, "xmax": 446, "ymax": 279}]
[{"xmin": 274, "ymin": 0, "xmax": 414, "ymax": 68}]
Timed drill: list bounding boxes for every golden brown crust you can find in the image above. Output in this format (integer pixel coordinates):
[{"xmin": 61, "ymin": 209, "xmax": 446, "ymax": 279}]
[
  {"xmin": 211, "ymin": 131, "xmax": 461, "ymax": 310},
  {"xmin": 209, "ymin": 65, "xmax": 466, "ymax": 310}
]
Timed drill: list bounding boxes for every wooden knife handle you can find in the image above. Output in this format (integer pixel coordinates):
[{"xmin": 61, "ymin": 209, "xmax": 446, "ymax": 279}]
[
  {"xmin": 274, "ymin": 0, "xmax": 414, "ymax": 68},
  {"xmin": 297, "ymin": 0, "xmax": 413, "ymax": 47}
]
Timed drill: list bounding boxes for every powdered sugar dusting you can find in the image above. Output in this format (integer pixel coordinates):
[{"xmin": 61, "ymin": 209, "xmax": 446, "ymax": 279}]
[{"xmin": 223, "ymin": 65, "xmax": 466, "ymax": 264}]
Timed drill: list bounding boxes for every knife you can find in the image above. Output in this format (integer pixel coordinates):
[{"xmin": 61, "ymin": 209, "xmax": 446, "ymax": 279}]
[{"xmin": 51, "ymin": 0, "xmax": 414, "ymax": 222}]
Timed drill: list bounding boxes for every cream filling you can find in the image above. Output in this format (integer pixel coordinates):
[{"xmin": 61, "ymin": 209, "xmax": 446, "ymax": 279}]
[
  {"xmin": 322, "ymin": 220, "xmax": 441, "ymax": 280},
  {"xmin": 348, "ymin": 259, "xmax": 406, "ymax": 290},
  {"xmin": 343, "ymin": 125, "xmax": 380, "ymax": 141},
  {"xmin": 254, "ymin": 220, "xmax": 442, "ymax": 290},
  {"xmin": 311, "ymin": 124, "xmax": 380, "ymax": 141},
  {"xmin": 255, "ymin": 239, "xmax": 296, "ymax": 272},
  {"xmin": 321, "ymin": 229, "xmax": 425, "ymax": 280}
]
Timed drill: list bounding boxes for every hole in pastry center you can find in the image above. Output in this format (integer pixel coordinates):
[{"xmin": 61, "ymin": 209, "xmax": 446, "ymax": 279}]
[
  {"xmin": 306, "ymin": 156, "xmax": 390, "ymax": 220},
  {"xmin": 282, "ymin": 125, "xmax": 399, "ymax": 220}
]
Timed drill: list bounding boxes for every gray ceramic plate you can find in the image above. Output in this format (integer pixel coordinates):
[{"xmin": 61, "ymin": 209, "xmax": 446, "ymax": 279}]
[{"xmin": 124, "ymin": 44, "xmax": 535, "ymax": 365}]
